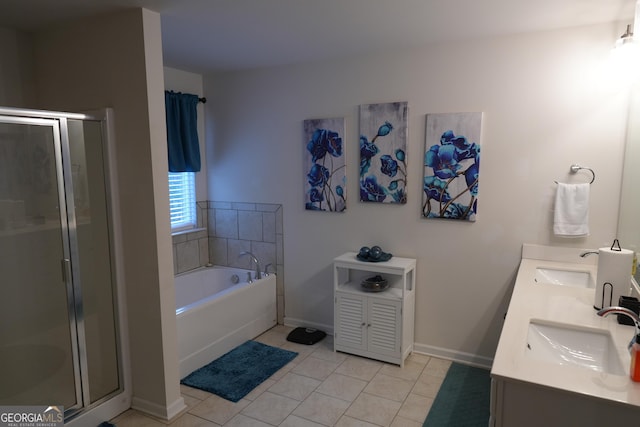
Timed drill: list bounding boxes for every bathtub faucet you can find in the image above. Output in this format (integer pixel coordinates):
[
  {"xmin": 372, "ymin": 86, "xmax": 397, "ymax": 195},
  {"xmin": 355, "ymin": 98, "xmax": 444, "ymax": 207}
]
[
  {"xmin": 239, "ymin": 251, "xmax": 262, "ymax": 280},
  {"xmin": 264, "ymin": 263, "xmax": 273, "ymax": 276}
]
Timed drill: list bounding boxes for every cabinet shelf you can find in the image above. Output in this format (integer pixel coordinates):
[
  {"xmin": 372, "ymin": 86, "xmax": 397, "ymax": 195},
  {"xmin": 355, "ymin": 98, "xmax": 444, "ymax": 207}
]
[
  {"xmin": 334, "ymin": 252, "xmax": 416, "ymax": 274},
  {"xmin": 336, "ymin": 281, "xmax": 403, "ymax": 300}
]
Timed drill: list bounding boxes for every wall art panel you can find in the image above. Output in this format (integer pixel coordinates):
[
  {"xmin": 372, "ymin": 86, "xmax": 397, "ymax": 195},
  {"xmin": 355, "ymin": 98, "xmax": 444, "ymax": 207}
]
[
  {"xmin": 422, "ymin": 112, "xmax": 482, "ymax": 221},
  {"xmin": 304, "ymin": 118, "xmax": 346, "ymax": 212},
  {"xmin": 359, "ymin": 102, "xmax": 408, "ymax": 204}
]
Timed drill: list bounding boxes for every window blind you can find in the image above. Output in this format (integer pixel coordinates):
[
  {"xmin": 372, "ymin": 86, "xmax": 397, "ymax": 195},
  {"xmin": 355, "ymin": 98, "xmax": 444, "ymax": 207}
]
[{"xmin": 168, "ymin": 172, "xmax": 196, "ymax": 230}]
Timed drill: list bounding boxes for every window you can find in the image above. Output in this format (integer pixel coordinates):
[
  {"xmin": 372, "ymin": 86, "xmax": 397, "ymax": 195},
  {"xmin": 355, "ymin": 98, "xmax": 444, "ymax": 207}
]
[{"xmin": 168, "ymin": 172, "xmax": 196, "ymax": 231}]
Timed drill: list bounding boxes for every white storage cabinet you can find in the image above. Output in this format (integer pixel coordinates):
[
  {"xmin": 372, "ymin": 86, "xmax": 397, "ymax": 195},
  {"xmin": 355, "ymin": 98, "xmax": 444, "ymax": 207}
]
[{"xmin": 333, "ymin": 252, "xmax": 416, "ymax": 366}]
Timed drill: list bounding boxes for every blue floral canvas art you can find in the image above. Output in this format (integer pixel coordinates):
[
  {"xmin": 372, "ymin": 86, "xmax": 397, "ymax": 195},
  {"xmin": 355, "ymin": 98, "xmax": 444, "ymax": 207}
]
[
  {"xmin": 359, "ymin": 102, "xmax": 408, "ymax": 204},
  {"xmin": 423, "ymin": 112, "xmax": 482, "ymax": 221},
  {"xmin": 304, "ymin": 118, "xmax": 346, "ymax": 212}
]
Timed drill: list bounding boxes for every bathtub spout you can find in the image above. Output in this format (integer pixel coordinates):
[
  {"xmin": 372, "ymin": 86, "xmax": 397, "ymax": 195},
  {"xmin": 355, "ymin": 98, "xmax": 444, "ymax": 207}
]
[
  {"xmin": 264, "ymin": 263, "xmax": 273, "ymax": 276},
  {"xmin": 239, "ymin": 251, "xmax": 262, "ymax": 280}
]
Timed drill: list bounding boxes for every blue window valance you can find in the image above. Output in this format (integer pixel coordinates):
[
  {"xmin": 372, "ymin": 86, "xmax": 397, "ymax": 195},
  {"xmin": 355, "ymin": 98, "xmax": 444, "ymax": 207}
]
[{"xmin": 165, "ymin": 90, "xmax": 201, "ymax": 172}]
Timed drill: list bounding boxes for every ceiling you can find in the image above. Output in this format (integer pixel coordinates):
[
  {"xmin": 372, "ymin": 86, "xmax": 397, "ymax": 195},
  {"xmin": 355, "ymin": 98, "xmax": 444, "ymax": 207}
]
[{"xmin": 0, "ymin": 0, "xmax": 636, "ymax": 72}]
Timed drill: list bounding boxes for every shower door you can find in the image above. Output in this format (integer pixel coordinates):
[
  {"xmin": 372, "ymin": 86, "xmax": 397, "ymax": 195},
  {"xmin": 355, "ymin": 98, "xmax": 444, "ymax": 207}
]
[{"xmin": 0, "ymin": 110, "xmax": 122, "ymax": 419}]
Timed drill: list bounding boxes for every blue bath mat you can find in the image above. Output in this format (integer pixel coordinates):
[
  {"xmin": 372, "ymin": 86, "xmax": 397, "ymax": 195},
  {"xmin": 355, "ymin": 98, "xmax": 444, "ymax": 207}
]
[
  {"xmin": 180, "ymin": 340, "xmax": 298, "ymax": 402},
  {"xmin": 423, "ymin": 362, "xmax": 490, "ymax": 427}
]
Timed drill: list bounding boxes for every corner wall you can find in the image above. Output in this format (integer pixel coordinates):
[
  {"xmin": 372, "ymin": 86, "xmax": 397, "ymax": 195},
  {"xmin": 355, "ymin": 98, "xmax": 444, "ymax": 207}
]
[
  {"xmin": 205, "ymin": 22, "xmax": 630, "ymax": 364},
  {"xmin": 31, "ymin": 8, "xmax": 184, "ymax": 419},
  {"xmin": 164, "ymin": 67, "xmax": 212, "ymax": 275},
  {"xmin": 0, "ymin": 26, "xmax": 36, "ymax": 107}
]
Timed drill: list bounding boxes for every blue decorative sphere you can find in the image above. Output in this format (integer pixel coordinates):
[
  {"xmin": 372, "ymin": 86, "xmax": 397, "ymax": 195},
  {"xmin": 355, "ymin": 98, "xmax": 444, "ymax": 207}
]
[
  {"xmin": 369, "ymin": 246, "xmax": 382, "ymax": 260},
  {"xmin": 358, "ymin": 246, "xmax": 370, "ymax": 258}
]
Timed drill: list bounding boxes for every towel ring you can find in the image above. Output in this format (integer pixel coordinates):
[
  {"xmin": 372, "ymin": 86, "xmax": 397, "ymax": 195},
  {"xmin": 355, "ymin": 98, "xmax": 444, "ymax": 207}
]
[{"xmin": 569, "ymin": 164, "xmax": 595, "ymax": 184}]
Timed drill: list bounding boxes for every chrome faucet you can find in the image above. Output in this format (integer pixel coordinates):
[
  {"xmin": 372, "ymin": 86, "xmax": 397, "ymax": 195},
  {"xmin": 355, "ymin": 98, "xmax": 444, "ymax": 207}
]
[
  {"xmin": 580, "ymin": 251, "xmax": 599, "ymax": 258},
  {"xmin": 264, "ymin": 263, "xmax": 273, "ymax": 276},
  {"xmin": 597, "ymin": 306, "xmax": 640, "ymax": 351},
  {"xmin": 239, "ymin": 251, "xmax": 261, "ymax": 280}
]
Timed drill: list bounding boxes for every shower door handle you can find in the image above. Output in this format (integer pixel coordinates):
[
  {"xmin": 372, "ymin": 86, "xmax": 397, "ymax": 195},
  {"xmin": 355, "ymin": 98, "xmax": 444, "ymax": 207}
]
[{"xmin": 61, "ymin": 258, "xmax": 72, "ymax": 284}]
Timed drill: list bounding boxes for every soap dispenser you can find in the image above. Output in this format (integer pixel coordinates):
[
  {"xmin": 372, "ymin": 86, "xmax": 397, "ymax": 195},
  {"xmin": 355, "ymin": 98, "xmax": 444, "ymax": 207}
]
[{"xmin": 631, "ymin": 334, "xmax": 640, "ymax": 382}]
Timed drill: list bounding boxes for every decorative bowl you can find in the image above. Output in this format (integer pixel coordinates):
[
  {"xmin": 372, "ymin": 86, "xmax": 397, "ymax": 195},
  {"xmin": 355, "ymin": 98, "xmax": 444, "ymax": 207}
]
[
  {"xmin": 361, "ymin": 275, "xmax": 389, "ymax": 292},
  {"xmin": 356, "ymin": 252, "xmax": 393, "ymax": 262}
]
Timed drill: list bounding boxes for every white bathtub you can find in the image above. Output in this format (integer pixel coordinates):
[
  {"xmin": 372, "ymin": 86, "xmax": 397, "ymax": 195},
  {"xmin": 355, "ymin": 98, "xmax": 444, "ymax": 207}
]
[{"xmin": 175, "ymin": 266, "xmax": 277, "ymax": 377}]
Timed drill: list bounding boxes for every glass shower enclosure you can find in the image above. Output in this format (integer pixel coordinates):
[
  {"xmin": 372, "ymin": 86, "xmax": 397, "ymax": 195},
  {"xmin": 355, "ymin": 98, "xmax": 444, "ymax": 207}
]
[{"xmin": 0, "ymin": 107, "xmax": 123, "ymax": 421}]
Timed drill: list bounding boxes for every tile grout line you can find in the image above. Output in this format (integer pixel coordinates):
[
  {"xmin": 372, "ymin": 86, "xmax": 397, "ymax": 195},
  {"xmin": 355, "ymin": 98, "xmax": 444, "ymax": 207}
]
[
  {"xmin": 266, "ymin": 330, "xmax": 432, "ymax": 426},
  {"xmin": 114, "ymin": 325, "xmax": 447, "ymax": 426}
]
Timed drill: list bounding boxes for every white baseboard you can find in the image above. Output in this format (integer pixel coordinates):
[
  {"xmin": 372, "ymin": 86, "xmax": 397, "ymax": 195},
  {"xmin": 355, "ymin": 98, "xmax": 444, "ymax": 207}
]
[
  {"xmin": 166, "ymin": 397, "xmax": 188, "ymax": 420},
  {"xmin": 284, "ymin": 317, "xmax": 493, "ymax": 369},
  {"xmin": 131, "ymin": 395, "xmax": 186, "ymax": 421},
  {"xmin": 413, "ymin": 342, "xmax": 493, "ymax": 369}
]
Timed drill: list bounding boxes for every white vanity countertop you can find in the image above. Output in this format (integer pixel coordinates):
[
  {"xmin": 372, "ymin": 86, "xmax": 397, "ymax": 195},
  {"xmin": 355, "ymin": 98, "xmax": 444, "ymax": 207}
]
[{"xmin": 491, "ymin": 244, "xmax": 640, "ymax": 407}]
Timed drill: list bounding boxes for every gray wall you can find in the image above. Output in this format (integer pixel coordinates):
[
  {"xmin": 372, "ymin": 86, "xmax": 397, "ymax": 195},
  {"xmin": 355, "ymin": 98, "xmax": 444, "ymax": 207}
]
[
  {"xmin": 205, "ymin": 22, "xmax": 631, "ymax": 365},
  {"xmin": 0, "ymin": 26, "xmax": 35, "ymax": 107}
]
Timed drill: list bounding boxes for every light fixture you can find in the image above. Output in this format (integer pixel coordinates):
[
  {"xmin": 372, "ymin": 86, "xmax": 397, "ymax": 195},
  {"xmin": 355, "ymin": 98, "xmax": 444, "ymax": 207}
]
[
  {"xmin": 610, "ymin": 19, "xmax": 640, "ymax": 83},
  {"xmin": 612, "ymin": 0, "xmax": 639, "ymax": 56},
  {"xmin": 615, "ymin": 24, "xmax": 635, "ymax": 50},
  {"xmin": 603, "ymin": 0, "xmax": 640, "ymax": 87}
]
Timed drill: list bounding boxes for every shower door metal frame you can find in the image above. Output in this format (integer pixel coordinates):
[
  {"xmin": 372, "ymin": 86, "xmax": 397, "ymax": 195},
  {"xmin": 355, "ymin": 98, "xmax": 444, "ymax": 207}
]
[
  {"xmin": 58, "ymin": 115, "xmax": 92, "ymax": 418},
  {"xmin": 0, "ymin": 114, "xmax": 84, "ymax": 415},
  {"xmin": 0, "ymin": 107, "xmax": 127, "ymax": 421},
  {"xmin": 69, "ymin": 109, "xmax": 128, "ymax": 414}
]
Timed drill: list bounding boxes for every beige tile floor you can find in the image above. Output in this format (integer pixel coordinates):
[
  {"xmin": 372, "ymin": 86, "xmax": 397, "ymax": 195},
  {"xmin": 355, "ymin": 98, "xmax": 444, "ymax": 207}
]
[{"xmin": 111, "ymin": 325, "xmax": 451, "ymax": 427}]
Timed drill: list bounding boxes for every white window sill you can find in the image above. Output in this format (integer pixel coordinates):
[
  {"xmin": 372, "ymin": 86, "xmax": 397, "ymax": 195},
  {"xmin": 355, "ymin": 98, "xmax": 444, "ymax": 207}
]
[{"xmin": 171, "ymin": 227, "xmax": 206, "ymax": 237}]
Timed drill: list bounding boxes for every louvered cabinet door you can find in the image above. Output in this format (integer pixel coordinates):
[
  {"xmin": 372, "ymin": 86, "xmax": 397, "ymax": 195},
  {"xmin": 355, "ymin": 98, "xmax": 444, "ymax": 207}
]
[
  {"xmin": 367, "ymin": 297, "xmax": 402, "ymax": 357},
  {"xmin": 335, "ymin": 293, "xmax": 367, "ymax": 351}
]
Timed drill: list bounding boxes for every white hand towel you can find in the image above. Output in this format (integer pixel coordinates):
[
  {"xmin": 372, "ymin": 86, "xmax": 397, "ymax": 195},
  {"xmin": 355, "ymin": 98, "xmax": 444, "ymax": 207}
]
[{"xmin": 553, "ymin": 183, "xmax": 590, "ymax": 237}]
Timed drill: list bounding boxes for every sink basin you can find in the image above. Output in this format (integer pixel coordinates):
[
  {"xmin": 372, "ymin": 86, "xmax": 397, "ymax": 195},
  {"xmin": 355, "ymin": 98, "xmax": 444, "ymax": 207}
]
[
  {"xmin": 534, "ymin": 268, "xmax": 593, "ymax": 288},
  {"xmin": 526, "ymin": 320, "xmax": 625, "ymax": 375}
]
